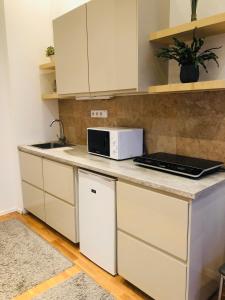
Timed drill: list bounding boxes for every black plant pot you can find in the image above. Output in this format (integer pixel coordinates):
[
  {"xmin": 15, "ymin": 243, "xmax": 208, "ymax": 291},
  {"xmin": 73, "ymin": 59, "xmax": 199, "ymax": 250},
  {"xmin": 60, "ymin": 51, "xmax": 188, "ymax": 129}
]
[{"xmin": 180, "ymin": 65, "xmax": 199, "ymax": 83}]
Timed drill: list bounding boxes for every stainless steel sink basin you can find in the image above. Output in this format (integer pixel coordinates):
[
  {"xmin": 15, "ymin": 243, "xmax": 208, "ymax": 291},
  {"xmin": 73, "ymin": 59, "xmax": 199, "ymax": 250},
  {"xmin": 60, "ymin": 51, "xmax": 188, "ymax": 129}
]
[{"xmin": 32, "ymin": 142, "xmax": 73, "ymax": 149}]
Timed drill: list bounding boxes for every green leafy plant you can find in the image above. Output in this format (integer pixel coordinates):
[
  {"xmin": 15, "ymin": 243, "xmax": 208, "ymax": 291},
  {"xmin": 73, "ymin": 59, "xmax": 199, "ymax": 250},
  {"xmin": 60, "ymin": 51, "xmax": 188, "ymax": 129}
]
[
  {"xmin": 157, "ymin": 32, "xmax": 221, "ymax": 73},
  {"xmin": 191, "ymin": 0, "xmax": 199, "ymax": 21},
  {"xmin": 46, "ymin": 46, "xmax": 55, "ymax": 57}
]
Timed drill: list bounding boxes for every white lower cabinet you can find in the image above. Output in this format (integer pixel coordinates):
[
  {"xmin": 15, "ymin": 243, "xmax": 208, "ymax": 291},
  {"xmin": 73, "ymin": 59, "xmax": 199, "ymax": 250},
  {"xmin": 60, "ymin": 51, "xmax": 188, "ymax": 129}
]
[
  {"xmin": 45, "ymin": 193, "xmax": 76, "ymax": 242},
  {"xmin": 118, "ymin": 231, "xmax": 187, "ymax": 300},
  {"xmin": 19, "ymin": 152, "xmax": 43, "ymax": 189},
  {"xmin": 117, "ymin": 181, "xmax": 189, "ymax": 260},
  {"xmin": 19, "ymin": 151, "xmax": 77, "ymax": 243},
  {"xmin": 43, "ymin": 159, "xmax": 75, "ymax": 205},
  {"xmin": 22, "ymin": 181, "xmax": 45, "ymax": 222},
  {"xmin": 117, "ymin": 180, "xmax": 188, "ymax": 300}
]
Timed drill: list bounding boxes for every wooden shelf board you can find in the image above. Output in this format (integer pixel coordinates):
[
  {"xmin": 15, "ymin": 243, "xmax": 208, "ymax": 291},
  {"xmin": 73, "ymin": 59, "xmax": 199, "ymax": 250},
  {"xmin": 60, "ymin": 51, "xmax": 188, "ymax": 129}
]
[
  {"xmin": 42, "ymin": 92, "xmax": 58, "ymax": 100},
  {"xmin": 39, "ymin": 62, "xmax": 55, "ymax": 71},
  {"xmin": 148, "ymin": 80, "xmax": 225, "ymax": 94},
  {"xmin": 150, "ymin": 12, "xmax": 225, "ymax": 44}
]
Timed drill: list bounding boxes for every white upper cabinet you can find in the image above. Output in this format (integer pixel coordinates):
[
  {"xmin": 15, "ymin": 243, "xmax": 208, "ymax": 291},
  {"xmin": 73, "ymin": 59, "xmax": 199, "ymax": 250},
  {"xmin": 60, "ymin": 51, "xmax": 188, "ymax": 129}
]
[
  {"xmin": 53, "ymin": 5, "xmax": 89, "ymax": 96},
  {"xmin": 53, "ymin": 0, "xmax": 169, "ymax": 97},
  {"xmin": 87, "ymin": 0, "xmax": 137, "ymax": 94}
]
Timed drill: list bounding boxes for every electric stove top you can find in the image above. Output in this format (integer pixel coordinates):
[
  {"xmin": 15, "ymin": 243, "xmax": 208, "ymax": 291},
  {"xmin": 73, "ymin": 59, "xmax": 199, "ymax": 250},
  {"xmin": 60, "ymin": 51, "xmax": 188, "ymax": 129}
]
[{"xmin": 133, "ymin": 153, "xmax": 224, "ymax": 179}]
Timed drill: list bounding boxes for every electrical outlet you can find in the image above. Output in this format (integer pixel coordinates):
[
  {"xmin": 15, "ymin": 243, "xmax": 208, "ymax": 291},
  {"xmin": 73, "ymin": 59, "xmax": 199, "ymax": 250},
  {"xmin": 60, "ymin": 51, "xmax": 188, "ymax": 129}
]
[{"xmin": 91, "ymin": 110, "xmax": 108, "ymax": 118}]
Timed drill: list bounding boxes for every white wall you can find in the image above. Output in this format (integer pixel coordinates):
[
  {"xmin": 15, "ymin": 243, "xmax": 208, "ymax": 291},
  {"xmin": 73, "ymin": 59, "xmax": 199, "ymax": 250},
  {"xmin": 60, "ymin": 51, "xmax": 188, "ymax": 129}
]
[
  {"xmin": 0, "ymin": 0, "xmax": 59, "ymax": 214},
  {"xmin": 170, "ymin": 0, "xmax": 225, "ymax": 26},
  {"xmin": 51, "ymin": 0, "xmax": 90, "ymax": 19},
  {"xmin": 0, "ymin": 0, "xmax": 91, "ymax": 215},
  {"xmin": 169, "ymin": 0, "xmax": 225, "ymax": 83},
  {"xmin": 0, "ymin": 0, "xmax": 19, "ymax": 215}
]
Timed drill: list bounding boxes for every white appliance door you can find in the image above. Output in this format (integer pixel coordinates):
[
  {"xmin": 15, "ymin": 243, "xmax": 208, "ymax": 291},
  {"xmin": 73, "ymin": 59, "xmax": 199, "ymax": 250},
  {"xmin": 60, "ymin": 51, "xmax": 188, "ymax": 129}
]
[{"xmin": 78, "ymin": 169, "xmax": 117, "ymax": 275}]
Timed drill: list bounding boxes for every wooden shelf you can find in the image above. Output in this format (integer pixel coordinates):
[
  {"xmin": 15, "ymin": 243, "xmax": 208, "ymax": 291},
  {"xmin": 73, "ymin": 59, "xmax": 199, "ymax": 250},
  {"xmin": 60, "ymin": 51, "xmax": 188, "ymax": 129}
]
[
  {"xmin": 39, "ymin": 62, "xmax": 55, "ymax": 71},
  {"xmin": 148, "ymin": 80, "xmax": 225, "ymax": 94},
  {"xmin": 150, "ymin": 12, "xmax": 225, "ymax": 44},
  {"xmin": 42, "ymin": 92, "xmax": 58, "ymax": 100}
]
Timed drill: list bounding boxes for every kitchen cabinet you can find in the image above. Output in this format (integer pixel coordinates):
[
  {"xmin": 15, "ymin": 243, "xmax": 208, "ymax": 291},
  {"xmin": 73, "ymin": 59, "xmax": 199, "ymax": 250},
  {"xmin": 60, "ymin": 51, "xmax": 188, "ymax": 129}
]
[
  {"xmin": 19, "ymin": 152, "xmax": 43, "ymax": 189},
  {"xmin": 117, "ymin": 181, "xmax": 189, "ymax": 260},
  {"xmin": 53, "ymin": 4, "xmax": 89, "ymax": 96},
  {"xmin": 53, "ymin": 0, "xmax": 169, "ymax": 97},
  {"xmin": 117, "ymin": 181, "xmax": 188, "ymax": 299},
  {"xmin": 118, "ymin": 231, "xmax": 187, "ymax": 300},
  {"xmin": 43, "ymin": 159, "xmax": 74, "ymax": 205},
  {"xmin": 22, "ymin": 182, "xmax": 45, "ymax": 222},
  {"xmin": 45, "ymin": 193, "xmax": 76, "ymax": 241},
  {"xmin": 19, "ymin": 151, "xmax": 78, "ymax": 243},
  {"xmin": 19, "ymin": 147, "xmax": 225, "ymax": 299},
  {"xmin": 117, "ymin": 180, "xmax": 225, "ymax": 300},
  {"xmin": 86, "ymin": 0, "xmax": 137, "ymax": 93}
]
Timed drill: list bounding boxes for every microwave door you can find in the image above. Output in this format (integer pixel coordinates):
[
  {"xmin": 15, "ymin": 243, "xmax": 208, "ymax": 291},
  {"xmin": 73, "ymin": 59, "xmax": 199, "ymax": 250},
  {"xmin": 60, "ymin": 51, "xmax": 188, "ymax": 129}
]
[{"xmin": 88, "ymin": 130, "xmax": 110, "ymax": 157}]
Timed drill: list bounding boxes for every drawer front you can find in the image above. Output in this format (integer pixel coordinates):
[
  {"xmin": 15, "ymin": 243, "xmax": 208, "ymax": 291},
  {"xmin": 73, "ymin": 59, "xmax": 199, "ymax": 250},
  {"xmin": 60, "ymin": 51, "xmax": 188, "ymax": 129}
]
[
  {"xmin": 45, "ymin": 193, "xmax": 76, "ymax": 242},
  {"xmin": 117, "ymin": 181, "xmax": 189, "ymax": 260},
  {"xmin": 22, "ymin": 181, "xmax": 45, "ymax": 221},
  {"xmin": 19, "ymin": 152, "xmax": 43, "ymax": 189},
  {"xmin": 43, "ymin": 159, "xmax": 74, "ymax": 205},
  {"xmin": 118, "ymin": 231, "xmax": 186, "ymax": 300}
]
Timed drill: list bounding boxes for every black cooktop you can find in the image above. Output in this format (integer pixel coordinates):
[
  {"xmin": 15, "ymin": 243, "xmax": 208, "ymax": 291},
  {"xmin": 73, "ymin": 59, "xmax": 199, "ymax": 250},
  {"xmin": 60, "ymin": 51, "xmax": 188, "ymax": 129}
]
[{"xmin": 134, "ymin": 153, "xmax": 224, "ymax": 179}]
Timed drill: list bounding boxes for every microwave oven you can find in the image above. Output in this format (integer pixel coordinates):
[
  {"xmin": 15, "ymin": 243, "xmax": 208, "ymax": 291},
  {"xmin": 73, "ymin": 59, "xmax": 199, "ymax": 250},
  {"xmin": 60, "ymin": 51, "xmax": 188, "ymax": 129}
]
[{"xmin": 87, "ymin": 127, "xmax": 143, "ymax": 160}]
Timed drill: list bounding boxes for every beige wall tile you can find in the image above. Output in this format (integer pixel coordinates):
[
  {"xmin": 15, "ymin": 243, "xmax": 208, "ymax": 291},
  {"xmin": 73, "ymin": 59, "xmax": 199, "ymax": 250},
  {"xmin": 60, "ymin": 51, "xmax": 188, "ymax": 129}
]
[{"xmin": 59, "ymin": 91, "xmax": 225, "ymax": 162}]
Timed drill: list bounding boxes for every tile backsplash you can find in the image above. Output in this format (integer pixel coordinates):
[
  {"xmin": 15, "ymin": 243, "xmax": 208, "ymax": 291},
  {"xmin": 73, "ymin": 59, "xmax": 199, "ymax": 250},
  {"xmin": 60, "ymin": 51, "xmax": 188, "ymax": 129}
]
[{"xmin": 59, "ymin": 91, "xmax": 225, "ymax": 162}]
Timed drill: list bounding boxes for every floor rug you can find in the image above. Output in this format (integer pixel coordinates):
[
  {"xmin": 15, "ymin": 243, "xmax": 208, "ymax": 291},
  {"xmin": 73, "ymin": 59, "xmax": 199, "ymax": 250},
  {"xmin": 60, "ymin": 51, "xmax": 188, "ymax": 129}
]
[
  {"xmin": 34, "ymin": 272, "xmax": 115, "ymax": 300},
  {"xmin": 0, "ymin": 219, "xmax": 73, "ymax": 300}
]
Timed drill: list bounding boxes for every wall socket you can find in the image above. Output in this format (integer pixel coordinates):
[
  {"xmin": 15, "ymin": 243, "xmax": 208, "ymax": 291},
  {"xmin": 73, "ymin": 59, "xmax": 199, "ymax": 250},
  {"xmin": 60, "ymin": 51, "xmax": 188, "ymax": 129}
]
[{"xmin": 91, "ymin": 110, "xmax": 108, "ymax": 118}]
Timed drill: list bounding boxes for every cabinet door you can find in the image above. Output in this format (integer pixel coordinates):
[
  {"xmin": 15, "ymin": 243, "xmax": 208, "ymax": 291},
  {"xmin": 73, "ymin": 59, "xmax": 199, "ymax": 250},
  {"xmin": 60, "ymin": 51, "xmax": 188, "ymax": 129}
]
[
  {"xmin": 22, "ymin": 181, "xmax": 45, "ymax": 221},
  {"xmin": 87, "ymin": 0, "xmax": 138, "ymax": 93},
  {"xmin": 53, "ymin": 5, "xmax": 89, "ymax": 95},
  {"xmin": 117, "ymin": 181, "xmax": 189, "ymax": 261},
  {"xmin": 45, "ymin": 193, "xmax": 76, "ymax": 242},
  {"xmin": 118, "ymin": 231, "xmax": 186, "ymax": 300},
  {"xmin": 19, "ymin": 151, "xmax": 43, "ymax": 189},
  {"xmin": 43, "ymin": 159, "xmax": 75, "ymax": 205}
]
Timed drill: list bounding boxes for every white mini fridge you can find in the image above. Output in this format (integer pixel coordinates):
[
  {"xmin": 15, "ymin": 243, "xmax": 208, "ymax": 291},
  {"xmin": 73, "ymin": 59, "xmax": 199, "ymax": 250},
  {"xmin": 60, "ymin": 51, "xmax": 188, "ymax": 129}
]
[{"xmin": 78, "ymin": 169, "xmax": 117, "ymax": 275}]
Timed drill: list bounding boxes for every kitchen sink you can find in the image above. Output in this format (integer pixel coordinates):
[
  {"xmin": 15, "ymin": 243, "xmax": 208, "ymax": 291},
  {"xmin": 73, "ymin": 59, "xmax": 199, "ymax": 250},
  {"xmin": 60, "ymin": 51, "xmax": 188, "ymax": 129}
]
[{"xmin": 32, "ymin": 142, "xmax": 74, "ymax": 149}]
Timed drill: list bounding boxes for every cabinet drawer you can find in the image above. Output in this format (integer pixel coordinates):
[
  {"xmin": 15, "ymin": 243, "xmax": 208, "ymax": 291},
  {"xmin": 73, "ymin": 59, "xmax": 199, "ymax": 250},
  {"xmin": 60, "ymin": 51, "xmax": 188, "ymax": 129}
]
[
  {"xmin": 45, "ymin": 193, "xmax": 76, "ymax": 242},
  {"xmin": 118, "ymin": 231, "xmax": 186, "ymax": 300},
  {"xmin": 117, "ymin": 181, "xmax": 189, "ymax": 260},
  {"xmin": 43, "ymin": 159, "xmax": 75, "ymax": 205},
  {"xmin": 19, "ymin": 152, "xmax": 43, "ymax": 189},
  {"xmin": 22, "ymin": 181, "xmax": 45, "ymax": 221}
]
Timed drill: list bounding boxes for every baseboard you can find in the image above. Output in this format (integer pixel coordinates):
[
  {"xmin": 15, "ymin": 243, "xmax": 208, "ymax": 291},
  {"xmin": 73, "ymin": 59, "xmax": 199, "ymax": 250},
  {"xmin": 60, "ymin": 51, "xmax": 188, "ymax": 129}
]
[
  {"xmin": 0, "ymin": 207, "xmax": 27, "ymax": 216},
  {"xmin": 0, "ymin": 208, "xmax": 17, "ymax": 216}
]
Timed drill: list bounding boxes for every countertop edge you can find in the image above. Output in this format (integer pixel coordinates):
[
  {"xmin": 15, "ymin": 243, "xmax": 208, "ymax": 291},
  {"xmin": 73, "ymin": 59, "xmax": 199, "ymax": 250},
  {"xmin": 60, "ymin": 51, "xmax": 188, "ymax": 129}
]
[{"xmin": 18, "ymin": 146, "xmax": 225, "ymax": 201}]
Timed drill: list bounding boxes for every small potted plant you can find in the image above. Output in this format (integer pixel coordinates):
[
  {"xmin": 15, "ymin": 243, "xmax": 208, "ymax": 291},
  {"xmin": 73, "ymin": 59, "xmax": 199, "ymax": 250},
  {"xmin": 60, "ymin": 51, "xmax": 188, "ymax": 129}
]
[
  {"xmin": 157, "ymin": 32, "xmax": 221, "ymax": 83},
  {"xmin": 46, "ymin": 46, "xmax": 55, "ymax": 63},
  {"xmin": 191, "ymin": 0, "xmax": 199, "ymax": 21}
]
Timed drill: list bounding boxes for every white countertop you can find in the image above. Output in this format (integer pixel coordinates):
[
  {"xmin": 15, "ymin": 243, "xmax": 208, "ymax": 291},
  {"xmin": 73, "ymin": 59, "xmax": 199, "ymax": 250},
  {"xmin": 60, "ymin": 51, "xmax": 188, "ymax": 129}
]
[{"xmin": 18, "ymin": 144, "xmax": 225, "ymax": 200}]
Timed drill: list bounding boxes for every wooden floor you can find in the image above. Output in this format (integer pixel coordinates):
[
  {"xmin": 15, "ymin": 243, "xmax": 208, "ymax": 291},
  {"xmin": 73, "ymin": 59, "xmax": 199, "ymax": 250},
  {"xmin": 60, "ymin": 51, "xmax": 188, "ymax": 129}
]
[
  {"xmin": 1, "ymin": 212, "xmax": 224, "ymax": 300},
  {"xmin": 1, "ymin": 212, "xmax": 152, "ymax": 300}
]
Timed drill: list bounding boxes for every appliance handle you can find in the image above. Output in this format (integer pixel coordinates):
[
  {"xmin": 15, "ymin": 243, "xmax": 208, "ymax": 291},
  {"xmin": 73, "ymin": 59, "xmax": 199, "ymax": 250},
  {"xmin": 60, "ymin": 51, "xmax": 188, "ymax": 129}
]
[{"xmin": 78, "ymin": 169, "xmax": 117, "ymax": 182}]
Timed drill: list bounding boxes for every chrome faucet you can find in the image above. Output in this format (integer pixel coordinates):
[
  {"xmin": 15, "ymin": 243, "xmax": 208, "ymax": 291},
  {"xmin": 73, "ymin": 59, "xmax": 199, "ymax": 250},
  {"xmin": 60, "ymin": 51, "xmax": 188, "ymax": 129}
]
[{"xmin": 50, "ymin": 119, "xmax": 66, "ymax": 144}]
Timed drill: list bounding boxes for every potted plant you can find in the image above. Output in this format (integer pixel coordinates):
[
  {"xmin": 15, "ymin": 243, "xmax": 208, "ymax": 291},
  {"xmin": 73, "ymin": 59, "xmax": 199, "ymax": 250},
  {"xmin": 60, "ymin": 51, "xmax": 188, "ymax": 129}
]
[
  {"xmin": 46, "ymin": 46, "xmax": 55, "ymax": 63},
  {"xmin": 157, "ymin": 32, "xmax": 221, "ymax": 83},
  {"xmin": 191, "ymin": 0, "xmax": 199, "ymax": 21}
]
